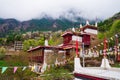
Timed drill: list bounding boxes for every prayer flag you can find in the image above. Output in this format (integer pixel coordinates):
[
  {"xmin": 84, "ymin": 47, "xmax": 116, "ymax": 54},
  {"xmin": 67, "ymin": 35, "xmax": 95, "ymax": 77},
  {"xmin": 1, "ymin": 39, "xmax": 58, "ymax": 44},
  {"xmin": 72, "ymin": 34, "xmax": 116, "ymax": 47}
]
[
  {"xmin": 1, "ymin": 67, "xmax": 8, "ymax": 74},
  {"xmin": 22, "ymin": 67, "xmax": 27, "ymax": 71},
  {"xmin": 104, "ymin": 38, "xmax": 107, "ymax": 56},
  {"xmin": 31, "ymin": 66, "xmax": 34, "ymax": 71},
  {"xmin": 14, "ymin": 67, "xmax": 18, "ymax": 73}
]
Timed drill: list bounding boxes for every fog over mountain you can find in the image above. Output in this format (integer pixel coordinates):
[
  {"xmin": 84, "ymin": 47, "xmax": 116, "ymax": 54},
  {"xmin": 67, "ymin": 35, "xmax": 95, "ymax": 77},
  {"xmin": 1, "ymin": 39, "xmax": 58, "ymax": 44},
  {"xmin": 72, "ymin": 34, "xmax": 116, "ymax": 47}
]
[{"xmin": 0, "ymin": 0, "xmax": 120, "ymax": 21}]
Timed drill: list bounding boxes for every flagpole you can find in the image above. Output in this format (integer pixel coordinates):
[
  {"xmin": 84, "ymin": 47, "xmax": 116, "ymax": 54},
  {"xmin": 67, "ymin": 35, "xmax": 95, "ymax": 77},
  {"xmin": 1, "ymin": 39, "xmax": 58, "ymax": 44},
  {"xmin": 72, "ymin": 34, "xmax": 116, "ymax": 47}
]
[
  {"xmin": 100, "ymin": 37, "xmax": 111, "ymax": 69},
  {"xmin": 76, "ymin": 38, "xmax": 79, "ymax": 58},
  {"xmin": 82, "ymin": 42, "xmax": 85, "ymax": 67},
  {"xmin": 74, "ymin": 38, "xmax": 82, "ymax": 71},
  {"xmin": 115, "ymin": 34, "xmax": 118, "ymax": 61},
  {"xmin": 104, "ymin": 38, "xmax": 107, "ymax": 69}
]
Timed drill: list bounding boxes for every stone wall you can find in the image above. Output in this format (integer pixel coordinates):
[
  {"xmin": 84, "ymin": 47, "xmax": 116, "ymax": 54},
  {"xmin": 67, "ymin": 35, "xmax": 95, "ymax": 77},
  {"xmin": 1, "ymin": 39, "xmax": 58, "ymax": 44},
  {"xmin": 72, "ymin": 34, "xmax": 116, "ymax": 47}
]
[{"xmin": 44, "ymin": 50, "xmax": 66, "ymax": 65}]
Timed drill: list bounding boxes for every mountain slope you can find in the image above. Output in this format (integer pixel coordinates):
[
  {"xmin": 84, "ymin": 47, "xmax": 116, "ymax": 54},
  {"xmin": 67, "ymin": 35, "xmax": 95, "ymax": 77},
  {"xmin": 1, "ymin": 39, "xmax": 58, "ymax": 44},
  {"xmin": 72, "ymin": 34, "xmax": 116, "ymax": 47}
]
[
  {"xmin": 0, "ymin": 17, "xmax": 95, "ymax": 37},
  {"xmin": 98, "ymin": 12, "xmax": 120, "ymax": 32},
  {"xmin": 98, "ymin": 12, "xmax": 120, "ymax": 39}
]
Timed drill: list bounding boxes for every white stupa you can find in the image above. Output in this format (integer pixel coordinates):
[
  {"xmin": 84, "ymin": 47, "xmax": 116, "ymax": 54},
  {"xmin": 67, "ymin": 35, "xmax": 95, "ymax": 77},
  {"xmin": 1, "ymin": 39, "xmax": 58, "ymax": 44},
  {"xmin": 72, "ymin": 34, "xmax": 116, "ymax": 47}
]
[
  {"xmin": 72, "ymin": 27, "xmax": 75, "ymax": 32},
  {"xmin": 80, "ymin": 24, "xmax": 82, "ymax": 28},
  {"xmin": 44, "ymin": 39, "xmax": 48, "ymax": 46},
  {"xmin": 95, "ymin": 22, "xmax": 98, "ymax": 27},
  {"xmin": 55, "ymin": 58, "xmax": 59, "ymax": 66},
  {"xmin": 86, "ymin": 20, "xmax": 89, "ymax": 25},
  {"xmin": 100, "ymin": 50, "xmax": 111, "ymax": 69},
  {"xmin": 74, "ymin": 57, "xmax": 82, "ymax": 71},
  {"xmin": 41, "ymin": 61, "xmax": 47, "ymax": 73},
  {"xmin": 100, "ymin": 56, "xmax": 111, "ymax": 69}
]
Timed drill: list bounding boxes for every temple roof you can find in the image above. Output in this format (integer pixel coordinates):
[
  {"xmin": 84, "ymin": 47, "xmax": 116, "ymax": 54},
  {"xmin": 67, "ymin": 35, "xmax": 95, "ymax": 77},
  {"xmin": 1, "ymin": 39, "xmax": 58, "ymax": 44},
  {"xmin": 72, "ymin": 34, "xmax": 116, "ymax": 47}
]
[
  {"xmin": 60, "ymin": 44, "xmax": 81, "ymax": 49},
  {"xmin": 61, "ymin": 31, "xmax": 73, "ymax": 37},
  {"xmin": 27, "ymin": 46, "xmax": 64, "ymax": 52},
  {"xmin": 80, "ymin": 25, "xmax": 97, "ymax": 31},
  {"xmin": 61, "ymin": 31, "xmax": 84, "ymax": 37},
  {"xmin": 27, "ymin": 44, "xmax": 81, "ymax": 52}
]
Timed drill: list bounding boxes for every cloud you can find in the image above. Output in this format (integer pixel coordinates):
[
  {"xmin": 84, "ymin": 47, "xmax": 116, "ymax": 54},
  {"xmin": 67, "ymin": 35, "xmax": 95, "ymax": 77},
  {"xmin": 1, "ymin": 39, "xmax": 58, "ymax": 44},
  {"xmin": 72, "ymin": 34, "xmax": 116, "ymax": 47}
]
[{"xmin": 0, "ymin": 0, "xmax": 120, "ymax": 21}]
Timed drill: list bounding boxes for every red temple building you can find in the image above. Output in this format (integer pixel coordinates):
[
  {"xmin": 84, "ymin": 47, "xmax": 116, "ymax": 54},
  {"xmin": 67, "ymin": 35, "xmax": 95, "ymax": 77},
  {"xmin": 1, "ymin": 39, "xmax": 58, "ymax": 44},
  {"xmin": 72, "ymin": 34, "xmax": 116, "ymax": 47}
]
[{"xmin": 27, "ymin": 21, "xmax": 98, "ymax": 72}]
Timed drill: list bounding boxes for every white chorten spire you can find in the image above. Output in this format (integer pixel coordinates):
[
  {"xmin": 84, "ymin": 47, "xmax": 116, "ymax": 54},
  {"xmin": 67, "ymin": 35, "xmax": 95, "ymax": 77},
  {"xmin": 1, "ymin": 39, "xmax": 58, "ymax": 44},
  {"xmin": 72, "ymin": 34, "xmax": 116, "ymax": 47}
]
[
  {"xmin": 80, "ymin": 24, "xmax": 82, "ymax": 28},
  {"xmin": 44, "ymin": 39, "xmax": 48, "ymax": 46},
  {"xmin": 95, "ymin": 22, "xmax": 98, "ymax": 27},
  {"xmin": 72, "ymin": 27, "xmax": 75, "ymax": 32},
  {"xmin": 86, "ymin": 20, "xmax": 89, "ymax": 25}
]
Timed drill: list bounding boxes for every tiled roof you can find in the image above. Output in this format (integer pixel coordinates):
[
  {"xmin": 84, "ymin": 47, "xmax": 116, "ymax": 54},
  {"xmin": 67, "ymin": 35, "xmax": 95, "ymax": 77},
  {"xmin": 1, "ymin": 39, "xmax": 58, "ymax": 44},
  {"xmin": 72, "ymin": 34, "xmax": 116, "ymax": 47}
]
[
  {"xmin": 61, "ymin": 31, "xmax": 83, "ymax": 37},
  {"xmin": 60, "ymin": 44, "xmax": 80, "ymax": 49},
  {"xmin": 81, "ymin": 25, "xmax": 97, "ymax": 31},
  {"xmin": 61, "ymin": 31, "xmax": 73, "ymax": 37},
  {"xmin": 27, "ymin": 46, "xmax": 63, "ymax": 52}
]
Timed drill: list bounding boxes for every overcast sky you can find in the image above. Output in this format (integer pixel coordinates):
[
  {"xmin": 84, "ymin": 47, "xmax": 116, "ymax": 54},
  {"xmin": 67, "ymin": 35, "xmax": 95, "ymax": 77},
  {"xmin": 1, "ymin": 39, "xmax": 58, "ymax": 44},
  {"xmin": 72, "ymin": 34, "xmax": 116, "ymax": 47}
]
[{"xmin": 0, "ymin": 0, "xmax": 120, "ymax": 21}]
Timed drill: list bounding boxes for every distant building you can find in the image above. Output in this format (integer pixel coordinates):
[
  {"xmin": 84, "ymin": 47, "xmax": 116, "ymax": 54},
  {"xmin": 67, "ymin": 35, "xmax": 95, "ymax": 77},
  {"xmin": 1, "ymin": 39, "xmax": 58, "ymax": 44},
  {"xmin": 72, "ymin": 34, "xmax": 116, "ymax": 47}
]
[
  {"xmin": 14, "ymin": 41, "xmax": 23, "ymax": 51},
  {"xmin": 80, "ymin": 25, "xmax": 98, "ymax": 35}
]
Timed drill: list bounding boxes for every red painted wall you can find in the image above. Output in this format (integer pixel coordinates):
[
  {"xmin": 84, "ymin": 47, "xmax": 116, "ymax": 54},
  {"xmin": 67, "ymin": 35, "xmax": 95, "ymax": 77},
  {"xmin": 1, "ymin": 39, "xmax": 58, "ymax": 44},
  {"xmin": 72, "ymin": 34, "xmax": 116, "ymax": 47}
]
[
  {"xmin": 29, "ymin": 49, "xmax": 44, "ymax": 63},
  {"xmin": 63, "ymin": 34, "xmax": 72, "ymax": 45},
  {"xmin": 82, "ymin": 34, "xmax": 90, "ymax": 45}
]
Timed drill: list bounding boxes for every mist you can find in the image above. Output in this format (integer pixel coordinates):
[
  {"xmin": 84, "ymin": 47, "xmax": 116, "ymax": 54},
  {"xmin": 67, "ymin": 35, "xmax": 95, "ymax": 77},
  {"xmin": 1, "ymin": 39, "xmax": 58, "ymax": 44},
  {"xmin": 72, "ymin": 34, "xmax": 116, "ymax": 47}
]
[{"xmin": 0, "ymin": 0, "xmax": 120, "ymax": 21}]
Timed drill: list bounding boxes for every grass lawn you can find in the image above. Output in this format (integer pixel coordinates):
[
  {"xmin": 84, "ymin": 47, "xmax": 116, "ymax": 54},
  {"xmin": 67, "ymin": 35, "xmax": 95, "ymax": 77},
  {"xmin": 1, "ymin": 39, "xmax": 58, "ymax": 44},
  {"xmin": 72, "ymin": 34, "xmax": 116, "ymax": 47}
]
[
  {"xmin": 111, "ymin": 62, "xmax": 120, "ymax": 68},
  {"xmin": 0, "ymin": 60, "xmax": 7, "ymax": 66},
  {"xmin": 0, "ymin": 60, "xmax": 28, "ymax": 66}
]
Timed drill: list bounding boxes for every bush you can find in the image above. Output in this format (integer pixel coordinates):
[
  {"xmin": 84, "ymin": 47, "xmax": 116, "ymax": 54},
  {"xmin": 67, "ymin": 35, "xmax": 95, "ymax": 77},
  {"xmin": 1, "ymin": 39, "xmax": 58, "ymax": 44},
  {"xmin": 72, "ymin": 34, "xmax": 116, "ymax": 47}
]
[
  {"xmin": 41, "ymin": 66, "xmax": 73, "ymax": 80},
  {"xmin": 0, "ymin": 47, "xmax": 6, "ymax": 60},
  {"xmin": 0, "ymin": 68, "xmax": 37, "ymax": 80}
]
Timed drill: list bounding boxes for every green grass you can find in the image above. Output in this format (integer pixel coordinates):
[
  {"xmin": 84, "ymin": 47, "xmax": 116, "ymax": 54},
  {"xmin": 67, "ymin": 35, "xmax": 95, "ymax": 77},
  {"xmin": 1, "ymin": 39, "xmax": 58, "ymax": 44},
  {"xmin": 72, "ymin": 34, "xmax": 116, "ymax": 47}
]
[
  {"xmin": 111, "ymin": 62, "xmax": 120, "ymax": 68},
  {"xmin": 0, "ymin": 60, "xmax": 7, "ymax": 66},
  {"xmin": 0, "ymin": 60, "xmax": 28, "ymax": 67}
]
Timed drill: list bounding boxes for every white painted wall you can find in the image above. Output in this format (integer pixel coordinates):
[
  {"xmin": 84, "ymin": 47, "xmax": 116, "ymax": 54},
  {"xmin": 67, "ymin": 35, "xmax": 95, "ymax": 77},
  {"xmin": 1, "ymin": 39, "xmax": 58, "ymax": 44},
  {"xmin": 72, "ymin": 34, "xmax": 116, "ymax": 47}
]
[
  {"xmin": 72, "ymin": 35, "xmax": 82, "ymax": 42},
  {"xmin": 84, "ymin": 28, "xmax": 98, "ymax": 34},
  {"xmin": 44, "ymin": 50, "xmax": 53, "ymax": 58},
  {"xmin": 44, "ymin": 49, "xmax": 53, "ymax": 53},
  {"xmin": 58, "ymin": 50, "xmax": 66, "ymax": 53}
]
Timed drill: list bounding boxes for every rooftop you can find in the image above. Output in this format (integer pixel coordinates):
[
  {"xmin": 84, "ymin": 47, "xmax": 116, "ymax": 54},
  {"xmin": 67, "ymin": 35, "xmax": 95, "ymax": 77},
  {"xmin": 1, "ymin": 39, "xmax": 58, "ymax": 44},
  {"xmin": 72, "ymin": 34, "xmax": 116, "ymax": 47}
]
[
  {"xmin": 81, "ymin": 25, "xmax": 98, "ymax": 31},
  {"xmin": 27, "ymin": 46, "xmax": 64, "ymax": 52}
]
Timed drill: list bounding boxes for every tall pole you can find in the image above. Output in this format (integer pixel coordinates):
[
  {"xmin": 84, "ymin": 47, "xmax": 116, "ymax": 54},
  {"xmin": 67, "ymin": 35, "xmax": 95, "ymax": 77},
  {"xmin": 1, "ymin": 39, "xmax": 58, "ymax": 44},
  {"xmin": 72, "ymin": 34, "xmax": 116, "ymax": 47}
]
[
  {"xmin": 76, "ymin": 39, "xmax": 79, "ymax": 57},
  {"xmin": 115, "ymin": 34, "xmax": 118, "ymax": 61},
  {"xmin": 101, "ymin": 37, "xmax": 111, "ymax": 69},
  {"xmin": 82, "ymin": 42, "xmax": 85, "ymax": 67},
  {"xmin": 103, "ymin": 38, "xmax": 107, "ymax": 69}
]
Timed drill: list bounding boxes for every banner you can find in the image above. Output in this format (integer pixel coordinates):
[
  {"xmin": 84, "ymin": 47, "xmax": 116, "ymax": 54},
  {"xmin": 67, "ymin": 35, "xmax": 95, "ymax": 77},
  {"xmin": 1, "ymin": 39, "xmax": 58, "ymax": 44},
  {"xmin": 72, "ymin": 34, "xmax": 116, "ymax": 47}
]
[
  {"xmin": 22, "ymin": 67, "xmax": 27, "ymax": 71},
  {"xmin": 31, "ymin": 66, "xmax": 34, "ymax": 71},
  {"xmin": 1, "ymin": 67, "xmax": 8, "ymax": 74},
  {"xmin": 14, "ymin": 67, "xmax": 18, "ymax": 73},
  {"xmin": 103, "ymin": 38, "xmax": 107, "ymax": 56}
]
